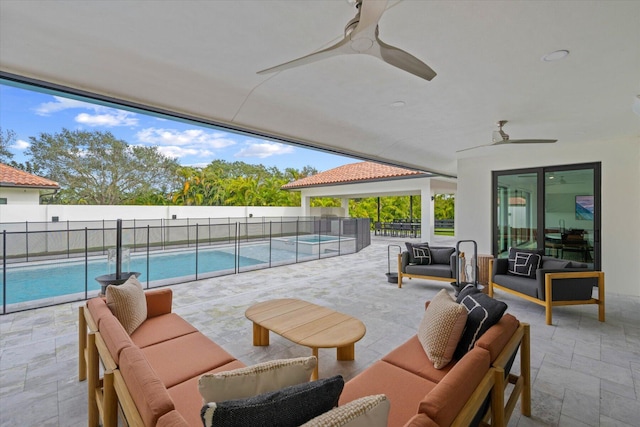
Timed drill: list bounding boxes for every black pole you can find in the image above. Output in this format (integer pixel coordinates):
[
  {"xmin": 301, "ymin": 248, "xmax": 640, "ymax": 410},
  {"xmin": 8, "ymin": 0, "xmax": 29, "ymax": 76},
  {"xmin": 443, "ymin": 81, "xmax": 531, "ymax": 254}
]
[
  {"xmin": 84, "ymin": 228, "xmax": 88, "ymax": 300},
  {"xmin": 116, "ymin": 219, "xmax": 122, "ymax": 280},
  {"xmin": 2, "ymin": 230, "xmax": 6, "ymax": 315}
]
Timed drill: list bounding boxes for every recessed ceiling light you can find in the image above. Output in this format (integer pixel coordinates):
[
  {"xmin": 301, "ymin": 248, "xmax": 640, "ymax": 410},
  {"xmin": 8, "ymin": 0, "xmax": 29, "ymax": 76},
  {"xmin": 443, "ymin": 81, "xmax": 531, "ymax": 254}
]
[
  {"xmin": 389, "ymin": 101, "xmax": 406, "ymax": 108},
  {"xmin": 542, "ymin": 49, "xmax": 570, "ymax": 62}
]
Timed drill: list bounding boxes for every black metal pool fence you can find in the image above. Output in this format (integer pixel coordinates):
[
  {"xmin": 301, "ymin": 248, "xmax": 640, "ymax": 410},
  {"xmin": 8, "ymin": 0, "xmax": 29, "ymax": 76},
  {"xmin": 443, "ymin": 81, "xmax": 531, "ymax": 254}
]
[{"xmin": 0, "ymin": 216, "xmax": 371, "ymax": 314}]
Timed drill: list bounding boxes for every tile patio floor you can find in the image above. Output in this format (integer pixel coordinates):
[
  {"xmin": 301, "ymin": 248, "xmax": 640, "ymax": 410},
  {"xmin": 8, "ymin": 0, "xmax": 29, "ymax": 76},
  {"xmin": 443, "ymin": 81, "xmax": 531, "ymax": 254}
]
[{"xmin": 1, "ymin": 235, "xmax": 639, "ymax": 426}]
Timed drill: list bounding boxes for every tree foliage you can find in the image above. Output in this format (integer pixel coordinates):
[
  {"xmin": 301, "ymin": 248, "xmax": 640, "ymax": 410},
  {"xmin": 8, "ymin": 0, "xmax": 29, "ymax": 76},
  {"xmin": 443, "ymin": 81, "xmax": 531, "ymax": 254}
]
[
  {"xmin": 171, "ymin": 160, "xmax": 319, "ymax": 207},
  {"xmin": 27, "ymin": 129, "xmax": 180, "ymax": 204},
  {"xmin": 0, "ymin": 127, "xmax": 16, "ymax": 163}
]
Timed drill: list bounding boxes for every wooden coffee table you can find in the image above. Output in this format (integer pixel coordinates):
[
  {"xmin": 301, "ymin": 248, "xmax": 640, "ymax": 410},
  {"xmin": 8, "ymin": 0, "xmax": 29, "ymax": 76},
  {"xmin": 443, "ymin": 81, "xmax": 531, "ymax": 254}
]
[{"xmin": 245, "ymin": 298, "xmax": 366, "ymax": 380}]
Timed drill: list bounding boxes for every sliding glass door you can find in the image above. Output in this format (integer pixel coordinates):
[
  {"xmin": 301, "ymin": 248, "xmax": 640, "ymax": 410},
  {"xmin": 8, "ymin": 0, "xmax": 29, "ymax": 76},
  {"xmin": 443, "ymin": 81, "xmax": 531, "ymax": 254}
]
[{"xmin": 493, "ymin": 163, "xmax": 601, "ymax": 270}]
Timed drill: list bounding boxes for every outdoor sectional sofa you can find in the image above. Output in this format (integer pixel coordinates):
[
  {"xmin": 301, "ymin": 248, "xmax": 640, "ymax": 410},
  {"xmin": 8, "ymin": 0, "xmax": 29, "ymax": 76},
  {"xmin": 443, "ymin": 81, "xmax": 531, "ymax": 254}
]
[
  {"xmin": 79, "ymin": 281, "xmax": 530, "ymax": 427},
  {"xmin": 489, "ymin": 249, "xmax": 605, "ymax": 325}
]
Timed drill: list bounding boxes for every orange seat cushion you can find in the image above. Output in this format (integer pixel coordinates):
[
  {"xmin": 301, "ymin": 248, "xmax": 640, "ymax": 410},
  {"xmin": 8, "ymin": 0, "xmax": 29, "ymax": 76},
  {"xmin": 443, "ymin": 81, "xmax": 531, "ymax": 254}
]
[
  {"xmin": 382, "ymin": 336, "xmax": 454, "ymax": 383},
  {"xmin": 119, "ymin": 346, "xmax": 175, "ymax": 427},
  {"xmin": 340, "ymin": 361, "xmax": 436, "ymax": 427},
  {"xmin": 99, "ymin": 315, "xmax": 134, "ymax": 364},
  {"xmin": 168, "ymin": 360, "xmax": 246, "ymax": 427},
  {"xmin": 418, "ymin": 346, "xmax": 491, "ymax": 426},
  {"xmin": 131, "ymin": 313, "xmax": 198, "ymax": 348},
  {"xmin": 142, "ymin": 332, "xmax": 236, "ymax": 388},
  {"xmin": 474, "ymin": 313, "xmax": 519, "ymax": 363}
]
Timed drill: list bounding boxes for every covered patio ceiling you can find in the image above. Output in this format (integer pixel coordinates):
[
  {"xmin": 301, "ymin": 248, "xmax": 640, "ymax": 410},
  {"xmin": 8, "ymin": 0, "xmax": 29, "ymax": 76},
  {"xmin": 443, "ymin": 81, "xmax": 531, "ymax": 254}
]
[{"xmin": 1, "ymin": 1, "xmax": 639, "ymax": 177}]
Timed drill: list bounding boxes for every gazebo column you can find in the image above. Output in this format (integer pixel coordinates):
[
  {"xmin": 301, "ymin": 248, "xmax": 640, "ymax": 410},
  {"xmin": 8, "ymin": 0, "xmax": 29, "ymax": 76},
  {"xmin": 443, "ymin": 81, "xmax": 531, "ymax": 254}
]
[
  {"xmin": 421, "ymin": 181, "xmax": 432, "ymax": 241},
  {"xmin": 301, "ymin": 194, "xmax": 311, "ymax": 217},
  {"xmin": 341, "ymin": 198, "xmax": 350, "ymax": 217}
]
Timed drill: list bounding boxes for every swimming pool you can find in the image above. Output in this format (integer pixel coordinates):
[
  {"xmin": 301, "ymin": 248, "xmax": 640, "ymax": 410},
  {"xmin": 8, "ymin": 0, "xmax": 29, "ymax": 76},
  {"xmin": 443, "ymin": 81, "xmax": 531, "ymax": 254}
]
[{"xmin": 0, "ymin": 235, "xmax": 355, "ymax": 309}]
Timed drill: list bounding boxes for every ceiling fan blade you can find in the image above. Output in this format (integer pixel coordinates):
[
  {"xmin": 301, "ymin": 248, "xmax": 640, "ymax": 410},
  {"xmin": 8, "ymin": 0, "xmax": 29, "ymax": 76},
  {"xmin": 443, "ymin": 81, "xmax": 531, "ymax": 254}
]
[
  {"xmin": 507, "ymin": 139, "xmax": 558, "ymax": 144},
  {"xmin": 375, "ymin": 36, "xmax": 437, "ymax": 81},
  {"xmin": 257, "ymin": 37, "xmax": 351, "ymax": 74},
  {"xmin": 456, "ymin": 143, "xmax": 493, "ymax": 153}
]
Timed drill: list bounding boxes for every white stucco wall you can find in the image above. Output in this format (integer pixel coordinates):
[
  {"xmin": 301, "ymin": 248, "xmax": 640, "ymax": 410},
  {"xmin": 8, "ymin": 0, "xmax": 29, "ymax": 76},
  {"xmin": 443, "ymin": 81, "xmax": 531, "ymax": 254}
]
[
  {"xmin": 0, "ymin": 205, "xmax": 305, "ymax": 224},
  {"xmin": 0, "ymin": 187, "xmax": 42, "ymax": 204},
  {"xmin": 457, "ymin": 136, "xmax": 640, "ymax": 297}
]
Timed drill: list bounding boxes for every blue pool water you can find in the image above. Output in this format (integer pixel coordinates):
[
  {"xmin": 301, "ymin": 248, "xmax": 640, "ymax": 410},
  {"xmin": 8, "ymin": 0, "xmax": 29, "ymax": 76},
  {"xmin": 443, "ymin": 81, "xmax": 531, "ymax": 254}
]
[{"xmin": 1, "ymin": 243, "xmax": 305, "ymax": 306}]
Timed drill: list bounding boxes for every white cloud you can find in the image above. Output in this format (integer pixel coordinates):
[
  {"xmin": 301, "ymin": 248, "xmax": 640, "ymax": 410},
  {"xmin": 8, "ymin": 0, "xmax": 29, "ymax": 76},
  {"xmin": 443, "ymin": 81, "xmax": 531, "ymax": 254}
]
[
  {"xmin": 75, "ymin": 111, "xmax": 138, "ymax": 127},
  {"xmin": 136, "ymin": 127, "xmax": 236, "ymax": 149},
  {"xmin": 235, "ymin": 142, "xmax": 294, "ymax": 159},
  {"xmin": 155, "ymin": 146, "xmax": 214, "ymax": 160},
  {"xmin": 35, "ymin": 95, "xmax": 139, "ymax": 127},
  {"xmin": 35, "ymin": 96, "xmax": 96, "ymax": 116},
  {"xmin": 11, "ymin": 139, "xmax": 30, "ymax": 150}
]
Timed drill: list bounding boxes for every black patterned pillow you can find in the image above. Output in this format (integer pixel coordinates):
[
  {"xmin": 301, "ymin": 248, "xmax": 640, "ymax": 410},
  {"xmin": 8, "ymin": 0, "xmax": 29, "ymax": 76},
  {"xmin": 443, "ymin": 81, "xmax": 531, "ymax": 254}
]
[
  {"xmin": 454, "ymin": 288, "xmax": 508, "ymax": 360},
  {"xmin": 412, "ymin": 245, "xmax": 432, "ymax": 265},
  {"xmin": 507, "ymin": 247, "xmax": 542, "ymax": 278},
  {"xmin": 509, "ymin": 252, "xmax": 541, "ymax": 278},
  {"xmin": 201, "ymin": 375, "xmax": 344, "ymax": 427},
  {"xmin": 405, "ymin": 242, "xmax": 430, "ymax": 264}
]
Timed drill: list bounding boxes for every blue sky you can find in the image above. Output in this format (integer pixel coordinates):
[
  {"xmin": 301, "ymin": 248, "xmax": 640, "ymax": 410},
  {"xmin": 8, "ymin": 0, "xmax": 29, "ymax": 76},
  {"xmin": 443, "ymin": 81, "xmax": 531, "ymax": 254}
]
[{"xmin": 0, "ymin": 82, "xmax": 355, "ymax": 172}]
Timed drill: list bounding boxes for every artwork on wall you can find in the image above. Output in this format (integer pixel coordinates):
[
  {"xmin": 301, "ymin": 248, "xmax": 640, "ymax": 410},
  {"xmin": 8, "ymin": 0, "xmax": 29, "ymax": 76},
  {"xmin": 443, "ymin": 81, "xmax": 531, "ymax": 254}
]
[{"xmin": 575, "ymin": 195, "xmax": 594, "ymax": 220}]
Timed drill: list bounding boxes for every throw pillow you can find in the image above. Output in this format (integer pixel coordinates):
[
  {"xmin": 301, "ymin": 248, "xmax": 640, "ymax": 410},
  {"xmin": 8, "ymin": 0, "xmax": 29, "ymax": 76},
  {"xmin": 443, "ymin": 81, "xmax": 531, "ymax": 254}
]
[
  {"xmin": 198, "ymin": 356, "xmax": 317, "ymax": 403},
  {"xmin": 453, "ymin": 291, "xmax": 508, "ymax": 360},
  {"xmin": 541, "ymin": 258, "xmax": 571, "ymax": 270},
  {"xmin": 201, "ymin": 375, "xmax": 344, "ymax": 427},
  {"xmin": 405, "ymin": 242, "xmax": 430, "ymax": 264},
  {"xmin": 412, "ymin": 246, "xmax": 432, "ymax": 265},
  {"xmin": 105, "ymin": 276, "xmax": 147, "ymax": 335},
  {"xmin": 508, "ymin": 252, "xmax": 541, "ymax": 278},
  {"xmin": 300, "ymin": 394, "xmax": 389, "ymax": 427},
  {"xmin": 429, "ymin": 247, "xmax": 455, "ymax": 265},
  {"xmin": 507, "ymin": 247, "xmax": 543, "ymax": 274},
  {"xmin": 417, "ymin": 289, "xmax": 468, "ymax": 369}
]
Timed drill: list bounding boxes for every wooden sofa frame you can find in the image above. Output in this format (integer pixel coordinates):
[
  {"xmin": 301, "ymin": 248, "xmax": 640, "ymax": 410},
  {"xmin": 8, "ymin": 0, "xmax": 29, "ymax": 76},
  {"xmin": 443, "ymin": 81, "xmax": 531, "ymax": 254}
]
[
  {"xmin": 79, "ymin": 305, "xmax": 146, "ymax": 427},
  {"xmin": 488, "ymin": 259, "xmax": 605, "ymax": 325}
]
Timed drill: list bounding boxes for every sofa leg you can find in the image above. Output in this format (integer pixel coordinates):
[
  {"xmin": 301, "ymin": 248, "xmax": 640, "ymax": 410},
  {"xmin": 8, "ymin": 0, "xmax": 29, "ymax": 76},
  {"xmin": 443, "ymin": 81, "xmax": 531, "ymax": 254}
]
[
  {"xmin": 545, "ymin": 276, "xmax": 553, "ymax": 325},
  {"xmin": 79, "ymin": 307, "xmax": 87, "ymax": 382},
  {"xmin": 521, "ymin": 323, "xmax": 531, "ymax": 417},
  {"xmin": 598, "ymin": 273, "xmax": 605, "ymax": 322},
  {"xmin": 398, "ymin": 274, "xmax": 403, "ymax": 288}
]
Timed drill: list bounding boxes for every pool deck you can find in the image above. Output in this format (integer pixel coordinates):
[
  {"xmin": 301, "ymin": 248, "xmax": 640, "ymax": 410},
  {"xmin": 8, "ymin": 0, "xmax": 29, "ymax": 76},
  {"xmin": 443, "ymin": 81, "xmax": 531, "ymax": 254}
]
[{"xmin": 1, "ymin": 235, "xmax": 639, "ymax": 426}]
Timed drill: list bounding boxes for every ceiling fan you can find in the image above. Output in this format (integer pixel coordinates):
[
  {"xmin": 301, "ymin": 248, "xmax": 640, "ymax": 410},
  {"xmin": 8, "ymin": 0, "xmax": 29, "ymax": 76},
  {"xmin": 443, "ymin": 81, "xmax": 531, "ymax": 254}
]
[
  {"xmin": 457, "ymin": 120, "xmax": 558, "ymax": 152},
  {"xmin": 257, "ymin": 0, "xmax": 436, "ymax": 81}
]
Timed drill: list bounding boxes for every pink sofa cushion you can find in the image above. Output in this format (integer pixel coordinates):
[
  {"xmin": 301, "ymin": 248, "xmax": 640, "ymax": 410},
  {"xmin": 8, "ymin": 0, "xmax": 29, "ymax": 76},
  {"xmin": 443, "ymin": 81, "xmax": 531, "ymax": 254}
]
[
  {"xmin": 145, "ymin": 288, "xmax": 174, "ymax": 318},
  {"xmin": 156, "ymin": 411, "xmax": 189, "ymax": 427},
  {"xmin": 168, "ymin": 360, "xmax": 246, "ymax": 427},
  {"xmin": 119, "ymin": 346, "xmax": 175, "ymax": 427},
  {"xmin": 475, "ymin": 313, "xmax": 519, "ymax": 363},
  {"xmin": 99, "ymin": 315, "xmax": 134, "ymax": 364},
  {"xmin": 130, "ymin": 313, "xmax": 198, "ymax": 348},
  {"xmin": 418, "ymin": 346, "xmax": 491, "ymax": 426},
  {"xmin": 142, "ymin": 331, "xmax": 236, "ymax": 388},
  {"xmin": 86, "ymin": 298, "xmax": 112, "ymax": 329},
  {"xmin": 341, "ymin": 361, "xmax": 436, "ymax": 427},
  {"xmin": 382, "ymin": 336, "xmax": 454, "ymax": 383},
  {"xmin": 404, "ymin": 413, "xmax": 439, "ymax": 427}
]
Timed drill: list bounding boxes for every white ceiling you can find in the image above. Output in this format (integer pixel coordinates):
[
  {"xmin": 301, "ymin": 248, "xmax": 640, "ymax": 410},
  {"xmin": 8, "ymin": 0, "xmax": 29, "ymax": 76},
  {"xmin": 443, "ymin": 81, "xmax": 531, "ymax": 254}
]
[{"xmin": 1, "ymin": 0, "xmax": 639, "ymax": 177}]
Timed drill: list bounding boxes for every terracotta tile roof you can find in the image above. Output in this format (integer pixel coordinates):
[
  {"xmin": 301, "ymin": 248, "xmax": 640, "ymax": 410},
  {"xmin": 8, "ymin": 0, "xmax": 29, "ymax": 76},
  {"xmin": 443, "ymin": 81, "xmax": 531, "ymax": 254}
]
[
  {"xmin": 0, "ymin": 163, "xmax": 60, "ymax": 189},
  {"xmin": 282, "ymin": 161, "xmax": 428, "ymax": 189}
]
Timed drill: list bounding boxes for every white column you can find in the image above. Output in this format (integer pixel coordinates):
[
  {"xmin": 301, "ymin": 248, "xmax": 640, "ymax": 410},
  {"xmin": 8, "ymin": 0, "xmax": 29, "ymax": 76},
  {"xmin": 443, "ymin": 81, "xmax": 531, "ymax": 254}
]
[
  {"xmin": 421, "ymin": 180, "xmax": 432, "ymax": 241},
  {"xmin": 301, "ymin": 193, "xmax": 311, "ymax": 217},
  {"xmin": 341, "ymin": 198, "xmax": 350, "ymax": 217}
]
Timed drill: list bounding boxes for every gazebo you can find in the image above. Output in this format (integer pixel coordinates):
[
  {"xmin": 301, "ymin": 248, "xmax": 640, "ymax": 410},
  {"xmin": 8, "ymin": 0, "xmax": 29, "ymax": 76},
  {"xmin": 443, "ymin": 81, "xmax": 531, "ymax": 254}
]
[{"xmin": 282, "ymin": 162, "xmax": 456, "ymax": 241}]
